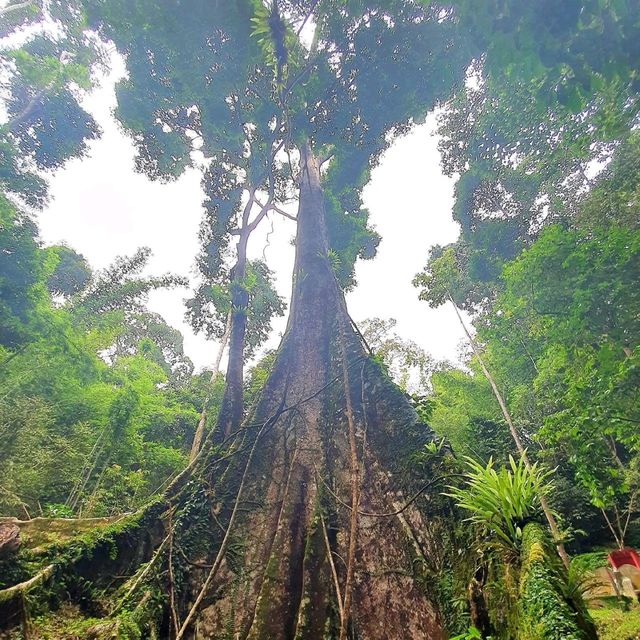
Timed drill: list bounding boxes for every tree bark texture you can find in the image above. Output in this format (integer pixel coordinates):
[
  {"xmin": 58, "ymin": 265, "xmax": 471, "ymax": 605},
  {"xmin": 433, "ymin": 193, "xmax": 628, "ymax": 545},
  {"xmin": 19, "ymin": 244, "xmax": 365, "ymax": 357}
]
[{"xmin": 216, "ymin": 227, "xmax": 250, "ymax": 439}]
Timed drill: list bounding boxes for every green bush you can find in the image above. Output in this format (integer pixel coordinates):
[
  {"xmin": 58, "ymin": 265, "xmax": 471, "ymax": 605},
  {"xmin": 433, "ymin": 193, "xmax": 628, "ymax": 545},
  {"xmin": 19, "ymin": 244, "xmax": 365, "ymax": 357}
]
[{"xmin": 446, "ymin": 454, "xmax": 553, "ymax": 549}]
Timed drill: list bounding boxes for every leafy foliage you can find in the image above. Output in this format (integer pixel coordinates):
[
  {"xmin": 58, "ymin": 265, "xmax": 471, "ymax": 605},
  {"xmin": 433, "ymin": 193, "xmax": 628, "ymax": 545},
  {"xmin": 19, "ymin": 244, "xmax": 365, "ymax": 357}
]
[
  {"xmin": 186, "ymin": 259, "xmax": 285, "ymax": 360},
  {"xmin": 447, "ymin": 455, "xmax": 554, "ymax": 549},
  {"xmin": 0, "ymin": 1, "xmax": 103, "ymax": 205},
  {"xmin": 360, "ymin": 317, "xmax": 434, "ymax": 393},
  {"xmin": 0, "ymin": 196, "xmax": 210, "ymax": 517}
]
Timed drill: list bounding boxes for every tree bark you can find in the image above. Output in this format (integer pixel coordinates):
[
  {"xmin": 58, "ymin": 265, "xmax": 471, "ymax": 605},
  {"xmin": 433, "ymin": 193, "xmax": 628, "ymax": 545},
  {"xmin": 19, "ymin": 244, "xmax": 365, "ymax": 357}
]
[{"xmin": 216, "ymin": 226, "xmax": 251, "ymax": 439}]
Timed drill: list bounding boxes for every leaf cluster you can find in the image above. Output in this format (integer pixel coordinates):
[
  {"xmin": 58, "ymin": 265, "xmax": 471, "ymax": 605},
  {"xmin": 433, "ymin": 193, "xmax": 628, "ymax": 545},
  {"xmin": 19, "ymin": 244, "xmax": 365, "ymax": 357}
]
[{"xmin": 447, "ymin": 455, "xmax": 554, "ymax": 550}]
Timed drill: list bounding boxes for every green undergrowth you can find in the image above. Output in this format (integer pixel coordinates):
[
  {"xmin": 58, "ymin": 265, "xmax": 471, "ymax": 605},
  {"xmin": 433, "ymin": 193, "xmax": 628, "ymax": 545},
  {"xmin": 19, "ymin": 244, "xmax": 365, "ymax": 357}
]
[
  {"xmin": 30, "ymin": 605, "xmax": 102, "ymax": 639},
  {"xmin": 570, "ymin": 550, "xmax": 608, "ymax": 574},
  {"xmin": 590, "ymin": 605, "xmax": 640, "ymax": 640},
  {"xmin": 27, "ymin": 602, "xmax": 157, "ymax": 640}
]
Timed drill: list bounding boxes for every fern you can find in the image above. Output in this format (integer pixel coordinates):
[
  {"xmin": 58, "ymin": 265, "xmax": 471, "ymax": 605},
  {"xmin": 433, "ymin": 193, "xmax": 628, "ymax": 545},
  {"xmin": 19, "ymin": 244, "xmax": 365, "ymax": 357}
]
[{"xmin": 446, "ymin": 454, "xmax": 555, "ymax": 550}]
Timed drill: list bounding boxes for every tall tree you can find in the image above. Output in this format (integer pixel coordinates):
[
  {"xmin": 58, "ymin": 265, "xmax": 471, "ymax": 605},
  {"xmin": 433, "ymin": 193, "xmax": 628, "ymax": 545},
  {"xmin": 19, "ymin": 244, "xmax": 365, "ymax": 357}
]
[
  {"xmin": 2, "ymin": 1, "xmax": 478, "ymax": 636},
  {"xmin": 2, "ymin": 0, "xmax": 619, "ymax": 636},
  {"xmin": 186, "ymin": 257, "xmax": 285, "ymax": 450},
  {"xmin": 360, "ymin": 316, "xmax": 434, "ymax": 394}
]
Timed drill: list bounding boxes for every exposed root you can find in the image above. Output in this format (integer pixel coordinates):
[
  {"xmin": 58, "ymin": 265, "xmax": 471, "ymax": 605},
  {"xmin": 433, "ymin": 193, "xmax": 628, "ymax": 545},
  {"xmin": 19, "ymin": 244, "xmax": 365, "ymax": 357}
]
[
  {"xmin": 0, "ymin": 564, "xmax": 54, "ymax": 603},
  {"xmin": 175, "ymin": 394, "xmax": 289, "ymax": 639}
]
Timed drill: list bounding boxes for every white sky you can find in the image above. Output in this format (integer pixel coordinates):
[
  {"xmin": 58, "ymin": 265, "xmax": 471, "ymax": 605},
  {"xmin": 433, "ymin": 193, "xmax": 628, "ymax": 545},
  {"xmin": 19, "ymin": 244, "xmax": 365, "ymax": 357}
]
[{"xmin": 37, "ymin": 60, "xmax": 467, "ymax": 372}]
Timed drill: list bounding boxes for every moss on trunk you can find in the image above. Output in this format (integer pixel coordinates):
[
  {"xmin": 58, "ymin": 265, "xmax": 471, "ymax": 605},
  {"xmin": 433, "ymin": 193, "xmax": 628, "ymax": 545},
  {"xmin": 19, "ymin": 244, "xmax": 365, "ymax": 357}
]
[{"xmin": 516, "ymin": 522, "xmax": 597, "ymax": 640}]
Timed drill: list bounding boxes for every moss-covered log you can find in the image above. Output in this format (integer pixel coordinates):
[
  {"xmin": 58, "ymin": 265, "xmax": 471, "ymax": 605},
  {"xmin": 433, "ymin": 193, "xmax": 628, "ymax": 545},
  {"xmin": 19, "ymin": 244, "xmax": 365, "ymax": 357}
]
[
  {"xmin": 0, "ymin": 502, "xmax": 167, "ymax": 635},
  {"xmin": 516, "ymin": 522, "xmax": 597, "ymax": 640}
]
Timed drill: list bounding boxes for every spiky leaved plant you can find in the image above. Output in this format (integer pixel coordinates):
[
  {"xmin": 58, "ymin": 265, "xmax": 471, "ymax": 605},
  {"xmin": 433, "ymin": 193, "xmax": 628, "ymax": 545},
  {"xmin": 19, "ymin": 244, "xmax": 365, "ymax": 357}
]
[{"xmin": 447, "ymin": 454, "xmax": 555, "ymax": 550}]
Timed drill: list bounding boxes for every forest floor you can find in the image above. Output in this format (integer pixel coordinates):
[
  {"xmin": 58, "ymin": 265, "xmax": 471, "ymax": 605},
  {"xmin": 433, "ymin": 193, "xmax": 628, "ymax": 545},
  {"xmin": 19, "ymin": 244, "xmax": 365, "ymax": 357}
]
[
  {"xmin": 590, "ymin": 605, "xmax": 640, "ymax": 640},
  {"xmin": 18, "ymin": 598, "xmax": 640, "ymax": 640},
  {"xmin": 4, "ymin": 516, "xmax": 640, "ymax": 639}
]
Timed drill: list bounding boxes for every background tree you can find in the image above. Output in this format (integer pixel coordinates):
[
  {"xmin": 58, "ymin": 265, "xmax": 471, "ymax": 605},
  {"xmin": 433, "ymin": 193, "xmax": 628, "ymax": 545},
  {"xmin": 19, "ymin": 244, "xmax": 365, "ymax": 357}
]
[
  {"xmin": 0, "ymin": 196, "xmax": 209, "ymax": 518},
  {"xmin": 414, "ymin": 11, "xmax": 640, "ymax": 551},
  {"xmin": 426, "ymin": 0, "xmax": 640, "ymax": 314},
  {"xmin": 44, "ymin": 244, "xmax": 92, "ymax": 299},
  {"xmin": 360, "ymin": 316, "xmax": 434, "ymax": 394}
]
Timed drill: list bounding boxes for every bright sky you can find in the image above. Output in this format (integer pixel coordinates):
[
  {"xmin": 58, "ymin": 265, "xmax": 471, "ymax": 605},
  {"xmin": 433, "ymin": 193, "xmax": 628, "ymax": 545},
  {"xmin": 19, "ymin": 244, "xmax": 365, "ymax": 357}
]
[{"xmin": 37, "ymin": 60, "xmax": 467, "ymax": 372}]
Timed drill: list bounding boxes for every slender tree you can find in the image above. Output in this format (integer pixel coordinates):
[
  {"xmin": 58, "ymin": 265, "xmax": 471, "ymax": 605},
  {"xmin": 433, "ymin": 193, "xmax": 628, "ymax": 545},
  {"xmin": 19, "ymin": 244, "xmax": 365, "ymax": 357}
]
[{"xmin": 414, "ymin": 247, "xmax": 570, "ymax": 567}]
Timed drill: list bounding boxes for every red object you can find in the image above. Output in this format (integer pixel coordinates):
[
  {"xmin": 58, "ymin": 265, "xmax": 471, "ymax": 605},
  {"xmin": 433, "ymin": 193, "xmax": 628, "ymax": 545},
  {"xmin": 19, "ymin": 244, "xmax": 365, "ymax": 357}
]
[{"xmin": 608, "ymin": 548, "xmax": 640, "ymax": 570}]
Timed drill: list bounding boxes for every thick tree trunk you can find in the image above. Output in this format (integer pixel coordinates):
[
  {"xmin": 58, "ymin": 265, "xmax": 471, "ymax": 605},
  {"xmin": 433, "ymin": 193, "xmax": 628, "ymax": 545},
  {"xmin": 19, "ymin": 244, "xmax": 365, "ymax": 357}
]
[
  {"xmin": 0, "ymin": 144, "xmax": 448, "ymax": 639},
  {"xmin": 181, "ymin": 142, "xmax": 446, "ymax": 639}
]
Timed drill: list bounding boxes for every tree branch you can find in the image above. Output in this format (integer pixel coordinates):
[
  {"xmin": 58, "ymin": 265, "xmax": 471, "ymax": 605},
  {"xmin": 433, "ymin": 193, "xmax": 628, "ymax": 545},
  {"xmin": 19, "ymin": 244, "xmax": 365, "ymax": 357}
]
[
  {"xmin": 5, "ymin": 86, "xmax": 49, "ymax": 131},
  {"xmin": 254, "ymin": 197, "xmax": 297, "ymax": 222},
  {"xmin": 295, "ymin": 0, "xmax": 321, "ymax": 37},
  {"xmin": 319, "ymin": 151, "xmax": 334, "ymax": 167},
  {"xmin": 0, "ymin": 1, "xmax": 34, "ymax": 17}
]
